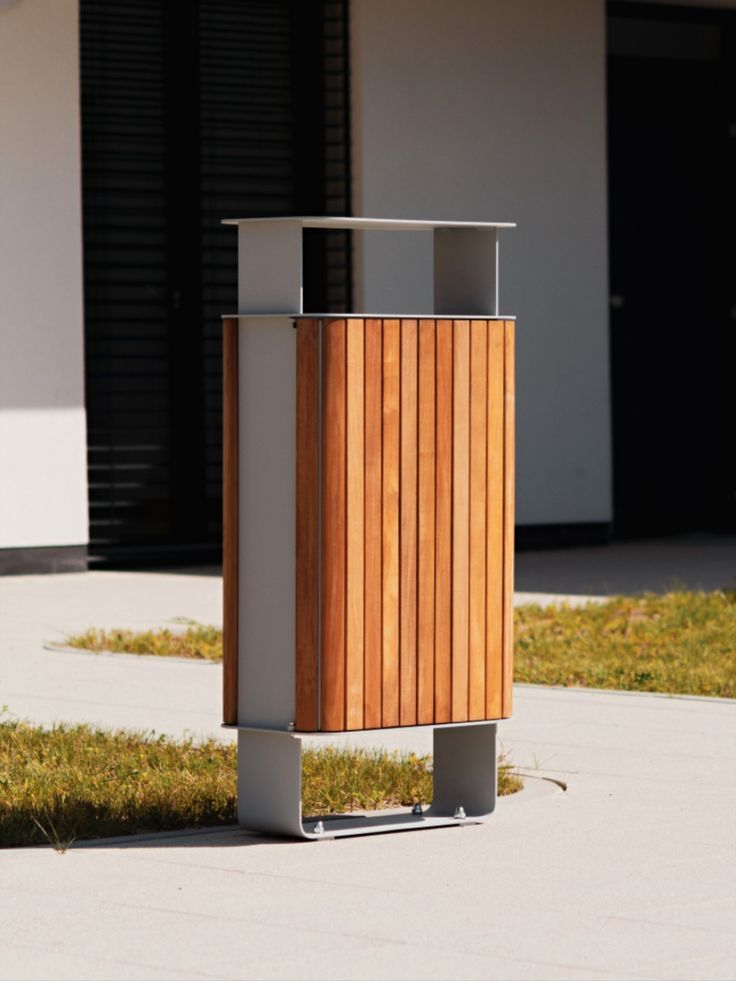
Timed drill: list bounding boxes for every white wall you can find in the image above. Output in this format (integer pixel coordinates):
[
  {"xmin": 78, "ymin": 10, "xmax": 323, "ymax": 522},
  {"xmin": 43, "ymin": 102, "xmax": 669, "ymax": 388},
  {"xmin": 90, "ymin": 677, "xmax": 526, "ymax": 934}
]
[
  {"xmin": 0, "ymin": 0, "xmax": 87, "ymax": 549},
  {"xmin": 351, "ymin": 0, "xmax": 612, "ymax": 526}
]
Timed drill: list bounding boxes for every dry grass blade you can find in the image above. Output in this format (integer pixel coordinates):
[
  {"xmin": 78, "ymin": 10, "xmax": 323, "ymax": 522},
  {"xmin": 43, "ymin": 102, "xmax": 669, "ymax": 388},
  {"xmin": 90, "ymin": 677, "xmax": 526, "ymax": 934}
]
[{"xmin": 31, "ymin": 814, "xmax": 76, "ymax": 854}]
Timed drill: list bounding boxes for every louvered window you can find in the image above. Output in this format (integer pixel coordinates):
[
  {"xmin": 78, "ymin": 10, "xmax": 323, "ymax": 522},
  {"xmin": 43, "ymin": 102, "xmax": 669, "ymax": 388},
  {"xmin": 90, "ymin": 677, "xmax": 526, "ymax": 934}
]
[{"xmin": 80, "ymin": 0, "xmax": 351, "ymax": 565}]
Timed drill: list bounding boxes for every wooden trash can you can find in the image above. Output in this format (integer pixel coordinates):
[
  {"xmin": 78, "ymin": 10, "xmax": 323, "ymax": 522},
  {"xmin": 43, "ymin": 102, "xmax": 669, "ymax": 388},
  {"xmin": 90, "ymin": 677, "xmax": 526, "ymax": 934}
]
[{"xmin": 222, "ymin": 217, "xmax": 515, "ymax": 838}]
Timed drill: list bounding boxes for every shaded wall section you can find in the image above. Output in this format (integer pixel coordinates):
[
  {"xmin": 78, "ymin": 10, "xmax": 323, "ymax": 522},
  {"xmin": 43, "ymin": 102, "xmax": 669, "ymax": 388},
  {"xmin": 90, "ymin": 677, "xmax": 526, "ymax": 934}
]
[{"xmin": 350, "ymin": 0, "xmax": 611, "ymax": 527}]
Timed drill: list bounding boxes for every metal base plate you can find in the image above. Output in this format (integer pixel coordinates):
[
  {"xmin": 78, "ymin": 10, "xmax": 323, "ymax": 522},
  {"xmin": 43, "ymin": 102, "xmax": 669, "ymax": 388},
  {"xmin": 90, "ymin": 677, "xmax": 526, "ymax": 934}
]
[{"xmin": 237, "ymin": 723, "xmax": 497, "ymax": 840}]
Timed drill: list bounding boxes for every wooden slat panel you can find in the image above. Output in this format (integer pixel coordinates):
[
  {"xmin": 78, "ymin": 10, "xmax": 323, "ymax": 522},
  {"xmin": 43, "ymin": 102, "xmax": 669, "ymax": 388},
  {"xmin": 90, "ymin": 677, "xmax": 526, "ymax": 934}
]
[
  {"xmin": 451, "ymin": 319, "xmax": 470, "ymax": 722},
  {"xmin": 295, "ymin": 319, "xmax": 319, "ymax": 730},
  {"xmin": 382, "ymin": 319, "xmax": 401, "ymax": 727},
  {"xmin": 312, "ymin": 316, "xmax": 511, "ymax": 731},
  {"xmin": 417, "ymin": 319, "xmax": 436, "ymax": 725},
  {"xmin": 346, "ymin": 318, "xmax": 365, "ymax": 730},
  {"xmin": 468, "ymin": 320, "xmax": 487, "ymax": 720},
  {"xmin": 400, "ymin": 319, "xmax": 418, "ymax": 726},
  {"xmin": 486, "ymin": 321, "xmax": 505, "ymax": 719},
  {"xmin": 502, "ymin": 320, "xmax": 516, "ymax": 717},
  {"xmin": 227, "ymin": 315, "xmax": 509, "ymax": 735},
  {"xmin": 364, "ymin": 319, "xmax": 383, "ymax": 729},
  {"xmin": 321, "ymin": 318, "xmax": 346, "ymax": 731},
  {"xmin": 222, "ymin": 317, "xmax": 239, "ymax": 725},
  {"xmin": 434, "ymin": 319, "xmax": 453, "ymax": 724}
]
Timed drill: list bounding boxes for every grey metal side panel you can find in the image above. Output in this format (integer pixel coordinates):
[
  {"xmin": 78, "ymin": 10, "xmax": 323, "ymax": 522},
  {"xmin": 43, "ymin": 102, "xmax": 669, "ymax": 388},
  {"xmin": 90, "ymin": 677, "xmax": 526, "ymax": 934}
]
[
  {"xmin": 433, "ymin": 227, "xmax": 498, "ymax": 316},
  {"xmin": 430, "ymin": 722, "xmax": 497, "ymax": 817},
  {"xmin": 237, "ymin": 730, "xmax": 304, "ymax": 836},
  {"xmin": 238, "ymin": 222, "xmax": 303, "ymax": 314},
  {"xmin": 238, "ymin": 317, "xmax": 296, "ymax": 729}
]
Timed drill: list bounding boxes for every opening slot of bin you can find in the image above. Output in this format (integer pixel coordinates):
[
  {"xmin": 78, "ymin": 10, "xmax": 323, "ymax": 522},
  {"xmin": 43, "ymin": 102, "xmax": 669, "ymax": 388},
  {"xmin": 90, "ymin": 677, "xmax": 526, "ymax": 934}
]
[{"xmin": 231, "ymin": 218, "xmax": 509, "ymax": 317}]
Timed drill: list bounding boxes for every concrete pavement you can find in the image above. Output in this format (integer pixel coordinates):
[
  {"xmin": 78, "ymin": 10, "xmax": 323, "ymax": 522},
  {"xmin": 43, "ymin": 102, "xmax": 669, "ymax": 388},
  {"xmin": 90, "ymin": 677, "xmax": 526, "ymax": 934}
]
[
  {"xmin": 1, "ymin": 685, "xmax": 734, "ymax": 980},
  {"xmin": 0, "ymin": 569, "xmax": 227, "ymax": 742},
  {"xmin": 1, "ymin": 539, "xmax": 735, "ymax": 979}
]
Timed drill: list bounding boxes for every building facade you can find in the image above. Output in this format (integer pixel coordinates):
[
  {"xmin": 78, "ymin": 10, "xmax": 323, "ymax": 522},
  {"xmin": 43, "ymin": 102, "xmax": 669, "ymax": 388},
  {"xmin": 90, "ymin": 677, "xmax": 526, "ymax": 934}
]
[{"xmin": 0, "ymin": 0, "xmax": 733, "ymax": 573}]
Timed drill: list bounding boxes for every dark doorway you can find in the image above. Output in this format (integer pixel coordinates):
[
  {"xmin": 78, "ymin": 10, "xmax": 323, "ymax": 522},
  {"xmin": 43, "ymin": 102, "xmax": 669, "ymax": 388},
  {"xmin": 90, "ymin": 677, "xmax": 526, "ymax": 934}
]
[
  {"xmin": 607, "ymin": 3, "xmax": 736, "ymax": 537},
  {"xmin": 80, "ymin": 0, "xmax": 351, "ymax": 567}
]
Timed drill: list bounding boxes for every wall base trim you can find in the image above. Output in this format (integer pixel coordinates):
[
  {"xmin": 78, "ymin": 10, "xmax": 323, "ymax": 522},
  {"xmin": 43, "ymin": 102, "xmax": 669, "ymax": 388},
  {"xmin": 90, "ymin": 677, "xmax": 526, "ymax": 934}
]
[
  {"xmin": 515, "ymin": 522, "xmax": 612, "ymax": 551},
  {"xmin": 0, "ymin": 545, "xmax": 88, "ymax": 576},
  {"xmin": 87, "ymin": 543, "xmax": 221, "ymax": 570}
]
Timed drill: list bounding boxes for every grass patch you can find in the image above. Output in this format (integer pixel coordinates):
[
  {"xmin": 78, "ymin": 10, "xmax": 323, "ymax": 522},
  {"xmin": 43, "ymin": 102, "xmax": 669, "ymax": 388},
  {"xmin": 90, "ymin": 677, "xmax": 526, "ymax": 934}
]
[
  {"xmin": 0, "ymin": 720, "xmax": 521, "ymax": 848},
  {"xmin": 65, "ymin": 591, "xmax": 736, "ymax": 698},
  {"xmin": 65, "ymin": 624, "xmax": 222, "ymax": 661},
  {"xmin": 515, "ymin": 590, "xmax": 736, "ymax": 698}
]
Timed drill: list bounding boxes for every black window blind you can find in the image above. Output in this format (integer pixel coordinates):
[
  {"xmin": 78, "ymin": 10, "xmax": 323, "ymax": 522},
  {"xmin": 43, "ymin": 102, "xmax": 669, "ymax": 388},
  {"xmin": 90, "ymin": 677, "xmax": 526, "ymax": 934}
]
[{"xmin": 80, "ymin": 0, "xmax": 351, "ymax": 565}]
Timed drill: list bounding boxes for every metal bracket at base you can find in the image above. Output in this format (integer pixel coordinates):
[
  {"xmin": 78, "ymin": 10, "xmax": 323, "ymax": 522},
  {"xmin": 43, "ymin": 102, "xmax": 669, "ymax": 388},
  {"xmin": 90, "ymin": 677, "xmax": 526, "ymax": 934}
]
[{"xmin": 237, "ymin": 723, "xmax": 497, "ymax": 840}]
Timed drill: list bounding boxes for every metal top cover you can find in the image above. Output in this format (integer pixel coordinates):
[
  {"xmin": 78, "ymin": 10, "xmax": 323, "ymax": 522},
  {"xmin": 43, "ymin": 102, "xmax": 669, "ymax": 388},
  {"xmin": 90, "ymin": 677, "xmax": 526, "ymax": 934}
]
[
  {"xmin": 228, "ymin": 215, "xmax": 515, "ymax": 317},
  {"xmin": 222, "ymin": 215, "xmax": 515, "ymax": 230}
]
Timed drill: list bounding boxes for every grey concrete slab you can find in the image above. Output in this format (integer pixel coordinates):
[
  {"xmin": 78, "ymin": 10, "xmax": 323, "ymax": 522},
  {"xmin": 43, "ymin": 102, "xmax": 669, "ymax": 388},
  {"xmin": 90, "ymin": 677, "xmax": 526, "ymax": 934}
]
[
  {"xmin": 1, "ymin": 555, "xmax": 735, "ymax": 979},
  {"xmin": 515, "ymin": 591, "xmax": 608, "ymax": 607},
  {"xmin": 1, "ymin": 680, "xmax": 734, "ymax": 981},
  {"xmin": 0, "ymin": 570, "xmax": 229, "ymax": 742}
]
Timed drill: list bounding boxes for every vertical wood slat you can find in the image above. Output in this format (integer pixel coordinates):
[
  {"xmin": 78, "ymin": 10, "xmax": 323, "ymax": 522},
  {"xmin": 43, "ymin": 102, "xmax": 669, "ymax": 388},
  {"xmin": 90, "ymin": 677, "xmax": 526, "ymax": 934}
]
[
  {"xmin": 485, "ymin": 321, "xmax": 505, "ymax": 719},
  {"xmin": 502, "ymin": 320, "xmax": 516, "ymax": 717},
  {"xmin": 306, "ymin": 316, "xmax": 513, "ymax": 731},
  {"xmin": 222, "ymin": 317, "xmax": 239, "ymax": 725},
  {"xmin": 321, "ymin": 319, "xmax": 346, "ymax": 731},
  {"xmin": 417, "ymin": 319, "xmax": 436, "ymax": 725},
  {"xmin": 451, "ymin": 320, "xmax": 470, "ymax": 722},
  {"xmin": 400, "ymin": 319, "xmax": 418, "ymax": 725},
  {"xmin": 434, "ymin": 319, "xmax": 453, "ymax": 724},
  {"xmin": 468, "ymin": 320, "xmax": 487, "ymax": 720},
  {"xmin": 364, "ymin": 319, "xmax": 383, "ymax": 728},
  {"xmin": 295, "ymin": 319, "xmax": 320, "ymax": 730},
  {"xmin": 382, "ymin": 319, "xmax": 401, "ymax": 727},
  {"xmin": 346, "ymin": 319, "xmax": 365, "ymax": 729}
]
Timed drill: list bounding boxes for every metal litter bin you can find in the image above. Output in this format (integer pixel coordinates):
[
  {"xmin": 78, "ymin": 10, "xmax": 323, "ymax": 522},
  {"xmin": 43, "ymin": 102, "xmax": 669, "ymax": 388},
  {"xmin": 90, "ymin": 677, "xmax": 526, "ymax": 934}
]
[{"xmin": 222, "ymin": 216, "xmax": 515, "ymax": 838}]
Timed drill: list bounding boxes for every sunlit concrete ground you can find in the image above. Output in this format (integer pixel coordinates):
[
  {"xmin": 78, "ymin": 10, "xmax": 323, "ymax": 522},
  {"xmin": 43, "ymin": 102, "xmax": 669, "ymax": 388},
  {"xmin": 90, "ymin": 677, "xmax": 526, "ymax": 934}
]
[
  {"xmin": 0, "ymin": 534, "xmax": 734, "ymax": 980},
  {"xmin": 1, "ymin": 686, "xmax": 733, "ymax": 981}
]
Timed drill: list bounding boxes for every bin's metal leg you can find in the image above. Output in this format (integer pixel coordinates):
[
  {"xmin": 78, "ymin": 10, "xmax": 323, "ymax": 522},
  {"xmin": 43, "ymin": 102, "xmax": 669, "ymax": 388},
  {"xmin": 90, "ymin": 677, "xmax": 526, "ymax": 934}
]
[
  {"xmin": 237, "ymin": 723, "xmax": 497, "ymax": 840},
  {"xmin": 237, "ymin": 730, "xmax": 305, "ymax": 838},
  {"xmin": 427, "ymin": 721, "xmax": 497, "ymax": 819}
]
